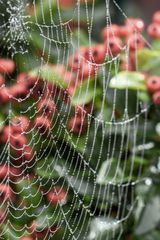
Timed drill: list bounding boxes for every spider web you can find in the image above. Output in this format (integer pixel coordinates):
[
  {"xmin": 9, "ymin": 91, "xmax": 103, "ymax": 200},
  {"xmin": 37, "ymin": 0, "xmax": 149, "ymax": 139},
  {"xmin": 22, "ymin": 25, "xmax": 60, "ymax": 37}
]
[{"xmin": 0, "ymin": 0, "xmax": 151, "ymax": 239}]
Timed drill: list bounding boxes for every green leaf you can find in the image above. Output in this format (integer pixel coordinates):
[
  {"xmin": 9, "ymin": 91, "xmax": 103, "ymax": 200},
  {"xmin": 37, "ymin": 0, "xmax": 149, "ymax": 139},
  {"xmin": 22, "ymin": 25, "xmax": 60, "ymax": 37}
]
[
  {"xmin": 135, "ymin": 231, "xmax": 160, "ymax": 240},
  {"xmin": 109, "ymin": 71, "xmax": 146, "ymax": 91},
  {"xmin": 30, "ymin": 0, "xmax": 57, "ymax": 23},
  {"xmin": 36, "ymin": 157, "xmax": 66, "ymax": 179},
  {"xmin": 133, "ymin": 156, "xmax": 149, "ymax": 166},
  {"xmin": 65, "ymin": 133, "xmax": 88, "ymax": 152},
  {"xmin": 71, "ymin": 30, "xmax": 95, "ymax": 49},
  {"xmin": 71, "ymin": 79, "xmax": 101, "ymax": 105},
  {"xmin": 88, "ymin": 217, "xmax": 122, "ymax": 240},
  {"xmin": 135, "ymin": 182, "xmax": 160, "ymax": 236},
  {"xmin": 16, "ymin": 179, "xmax": 42, "ymax": 214},
  {"xmin": 136, "ymin": 195, "xmax": 160, "ymax": 235},
  {"xmin": 29, "ymin": 65, "xmax": 67, "ymax": 88},
  {"xmin": 138, "ymin": 48, "xmax": 160, "ymax": 75},
  {"xmin": 96, "ymin": 159, "xmax": 123, "ymax": 184},
  {"xmin": 34, "ymin": 208, "xmax": 63, "ymax": 230},
  {"xmin": 15, "ymin": 53, "xmax": 40, "ymax": 72},
  {"xmin": 3, "ymin": 226, "xmax": 23, "ymax": 240},
  {"xmin": 152, "ymin": 39, "xmax": 160, "ymax": 50},
  {"xmin": 138, "ymin": 91, "xmax": 150, "ymax": 102}
]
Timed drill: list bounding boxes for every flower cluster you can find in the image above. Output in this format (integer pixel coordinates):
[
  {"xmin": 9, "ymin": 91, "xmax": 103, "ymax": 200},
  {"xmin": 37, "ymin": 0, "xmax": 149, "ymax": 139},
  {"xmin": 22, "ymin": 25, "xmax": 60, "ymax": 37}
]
[{"xmin": 0, "ymin": 59, "xmax": 68, "ymax": 239}]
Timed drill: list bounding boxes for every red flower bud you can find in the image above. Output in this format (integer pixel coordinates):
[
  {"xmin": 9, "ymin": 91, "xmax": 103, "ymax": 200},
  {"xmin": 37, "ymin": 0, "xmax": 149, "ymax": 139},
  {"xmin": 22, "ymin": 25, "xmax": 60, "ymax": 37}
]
[
  {"xmin": 68, "ymin": 52, "xmax": 84, "ymax": 71},
  {"xmin": 16, "ymin": 73, "xmax": 38, "ymax": 97},
  {"xmin": 0, "ymin": 74, "xmax": 5, "ymax": 87},
  {"xmin": 37, "ymin": 99, "xmax": 56, "ymax": 118},
  {"xmin": 107, "ymin": 37, "xmax": 122, "ymax": 55},
  {"xmin": 67, "ymin": 116, "xmax": 88, "ymax": 135},
  {"xmin": 63, "ymin": 71, "xmax": 76, "ymax": 86},
  {"xmin": 0, "ymin": 165, "xmax": 20, "ymax": 180},
  {"xmin": 0, "ymin": 184, "xmax": 12, "ymax": 202},
  {"xmin": 146, "ymin": 76, "xmax": 160, "ymax": 93},
  {"xmin": 23, "ymin": 146, "xmax": 34, "ymax": 162},
  {"xmin": 0, "ymin": 59, "xmax": 15, "ymax": 74},
  {"xmin": 11, "ymin": 116, "xmax": 30, "ymax": 133},
  {"xmin": 59, "ymin": 0, "xmax": 75, "ymax": 8},
  {"xmin": 147, "ymin": 23, "xmax": 160, "ymax": 38},
  {"xmin": 125, "ymin": 18, "xmax": 144, "ymax": 32},
  {"xmin": 9, "ymin": 84, "xmax": 28, "ymax": 101},
  {"xmin": 84, "ymin": 44, "xmax": 107, "ymax": 64},
  {"xmin": 29, "ymin": 221, "xmax": 59, "ymax": 239},
  {"xmin": 153, "ymin": 11, "xmax": 160, "ymax": 24},
  {"xmin": 75, "ymin": 103, "xmax": 92, "ymax": 117},
  {"xmin": 78, "ymin": 62, "xmax": 96, "ymax": 79},
  {"xmin": 126, "ymin": 34, "xmax": 145, "ymax": 50},
  {"xmin": 152, "ymin": 91, "xmax": 160, "ymax": 105},
  {"xmin": 16, "ymin": 72, "xmax": 29, "ymax": 84},
  {"xmin": 34, "ymin": 116, "xmax": 51, "ymax": 134},
  {"xmin": 10, "ymin": 134, "xmax": 27, "ymax": 150},
  {"xmin": 0, "ymin": 87, "xmax": 10, "ymax": 104},
  {"xmin": 102, "ymin": 24, "xmax": 120, "ymax": 41},
  {"xmin": 0, "ymin": 125, "xmax": 13, "ymax": 143},
  {"xmin": 0, "ymin": 209, "xmax": 7, "ymax": 224},
  {"xmin": 47, "ymin": 187, "xmax": 67, "ymax": 204},
  {"xmin": 119, "ymin": 25, "xmax": 133, "ymax": 38},
  {"xmin": 52, "ymin": 64, "xmax": 66, "ymax": 75},
  {"xmin": 14, "ymin": 145, "xmax": 34, "ymax": 164},
  {"xmin": 66, "ymin": 85, "xmax": 77, "ymax": 98},
  {"xmin": 68, "ymin": 47, "xmax": 87, "ymax": 71}
]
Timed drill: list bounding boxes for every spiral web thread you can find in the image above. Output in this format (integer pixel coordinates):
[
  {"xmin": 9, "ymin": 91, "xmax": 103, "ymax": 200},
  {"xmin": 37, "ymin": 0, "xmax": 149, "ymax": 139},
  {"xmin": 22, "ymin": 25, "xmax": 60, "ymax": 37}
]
[{"xmin": 0, "ymin": 0, "xmax": 151, "ymax": 239}]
